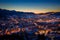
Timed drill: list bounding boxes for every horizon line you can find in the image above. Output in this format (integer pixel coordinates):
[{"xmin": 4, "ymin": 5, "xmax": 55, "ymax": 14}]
[{"xmin": 0, "ymin": 8, "xmax": 60, "ymax": 14}]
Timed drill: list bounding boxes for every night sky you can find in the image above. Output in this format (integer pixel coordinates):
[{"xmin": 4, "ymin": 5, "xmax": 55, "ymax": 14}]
[{"xmin": 0, "ymin": 0, "xmax": 60, "ymax": 13}]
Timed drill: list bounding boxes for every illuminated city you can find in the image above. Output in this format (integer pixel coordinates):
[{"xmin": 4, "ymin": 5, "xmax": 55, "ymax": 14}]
[
  {"xmin": 0, "ymin": 9, "xmax": 60, "ymax": 40},
  {"xmin": 0, "ymin": 0, "xmax": 60, "ymax": 40}
]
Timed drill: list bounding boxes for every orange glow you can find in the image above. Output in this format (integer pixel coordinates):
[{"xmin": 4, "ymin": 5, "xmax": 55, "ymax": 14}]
[
  {"xmin": 6, "ymin": 32, "xmax": 11, "ymax": 35},
  {"xmin": 11, "ymin": 29, "xmax": 16, "ymax": 33},
  {"xmin": 37, "ymin": 29, "xmax": 52, "ymax": 35},
  {"xmin": 45, "ymin": 29, "xmax": 52, "ymax": 35},
  {"xmin": 10, "ymin": 28, "xmax": 21, "ymax": 33},
  {"xmin": 5, "ymin": 28, "xmax": 21, "ymax": 35},
  {"xmin": 38, "ymin": 30, "xmax": 45, "ymax": 35},
  {"xmin": 15, "ymin": 8, "xmax": 60, "ymax": 14},
  {"xmin": 22, "ymin": 28, "xmax": 25, "ymax": 32},
  {"xmin": 5, "ymin": 29, "xmax": 11, "ymax": 35},
  {"xmin": 35, "ymin": 32, "xmax": 38, "ymax": 35},
  {"xmin": 16, "ymin": 28, "xmax": 21, "ymax": 32}
]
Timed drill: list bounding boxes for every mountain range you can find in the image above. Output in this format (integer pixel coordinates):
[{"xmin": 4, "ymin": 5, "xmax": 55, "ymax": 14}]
[{"xmin": 0, "ymin": 9, "xmax": 60, "ymax": 19}]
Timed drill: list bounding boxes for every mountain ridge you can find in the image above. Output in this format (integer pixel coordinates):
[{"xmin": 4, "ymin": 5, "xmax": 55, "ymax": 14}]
[{"xmin": 0, "ymin": 9, "xmax": 60, "ymax": 19}]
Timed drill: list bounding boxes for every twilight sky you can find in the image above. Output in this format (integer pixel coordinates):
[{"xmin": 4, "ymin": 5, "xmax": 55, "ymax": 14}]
[{"xmin": 0, "ymin": 0, "xmax": 60, "ymax": 13}]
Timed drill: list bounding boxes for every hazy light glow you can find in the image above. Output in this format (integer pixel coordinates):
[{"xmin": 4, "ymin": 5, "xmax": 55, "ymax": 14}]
[{"xmin": 0, "ymin": 0, "xmax": 60, "ymax": 14}]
